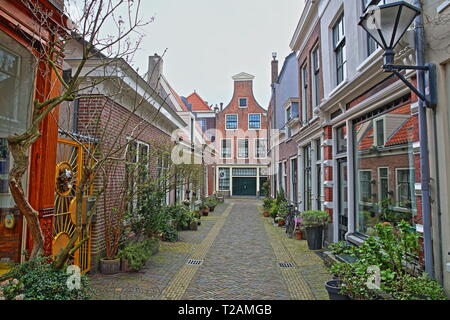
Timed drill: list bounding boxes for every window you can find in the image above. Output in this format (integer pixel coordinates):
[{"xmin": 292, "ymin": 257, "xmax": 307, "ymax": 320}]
[
  {"xmin": 378, "ymin": 167, "xmax": 389, "ymax": 202},
  {"xmin": 397, "ymin": 169, "xmax": 414, "ymax": 208},
  {"xmin": 336, "ymin": 124, "xmax": 347, "ymax": 153},
  {"xmin": 333, "ymin": 14, "xmax": 346, "ymax": 85},
  {"xmin": 316, "ymin": 139, "xmax": 322, "ymax": 210},
  {"xmin": 286, "ymin": 106, "xmax": 292, "ymax": 138},
  {"xmin": 239, "ymin": 98, "xmax": 248, "ymax": 108},
  {"xmin": 233, "ymin": 168, "xmax": 257, "ymax": 176},
  {"xmin": 221, "ymin": 139, "xmax": 232, "ymax": 159},
  {"xmin": 291, "ymin": 102, "xmax": 299, "ymax": 118},
  {"xmin": 354, "ymin": 102, "xmax": 418, "ymax": 235},
  {"xmin": 312, "ymin": 47, "xmax": 321, "ymax": 108},
  {"xmin": 226, "ymin": 114, "xmax": 238, "ymax": 130},
  {"xmin": 198, "ymin": 119, "xmax": 207, "ymax": 133},
  {"xmin": 219, "ymin": 168, "xmax": 230, "ymax": 191},
  {"xmin": 278, "ymin": 162, "xmax": 284, "ymax": 193},
  {"xmin": 237, "ymin": 139, "xmax": 249, "ymax": 159},
  {"xmin": 291, "ymin": 158, "xmax": 298, "ymax": 204},
  {"xmin": 125, "ymin": 140, "xmax": 150, "ymax": 213},
  {"xmin": 249, "ymin": 114, "xmax": 261, "ymax": 129},
  {"xmin": 255, "ymin": 138, "xmax": 267, "ymax": 159},
  {"xmin": 301, "ymin": 63, "xmax": 308, "ymax": 124},
  {"xmin": 359, "ymin": 170, "xmax": 372, "ymax": 202},
  {"xmin": 375, "ymin": 119, "xmax": 384, "ymax": 146},
  {"xmin": 303, "ymin": 144, "xmax": 312, "ymax": 211}
]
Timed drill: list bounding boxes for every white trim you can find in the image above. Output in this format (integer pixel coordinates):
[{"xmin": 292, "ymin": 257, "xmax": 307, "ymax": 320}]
[
  {"xmin": 237, "ymin": 138, "xmax": 249, "ymax": 159},
  {"xmin": 220, "ymin": 138, "xmax": 233, "ymax": 159},
  {"xmin": 238, "ymin": 97, "xmax": 248, "ymax": 108},
  {"xmin": 254, "ymin": 138, "xmax": 268, "ymax": 159},
  {"xmin": 395, "ymin": 167, "xmax": 415, "ymax": 208},
  {"xmin": 225, "ymin": 114, "xmax": 238, "ymax": 131},
  {"xmin": 248, "ymin": 113, "xmax": 261, "ymax": 130}
]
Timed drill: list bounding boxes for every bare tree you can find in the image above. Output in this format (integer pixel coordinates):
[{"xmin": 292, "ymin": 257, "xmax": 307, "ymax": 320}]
[{"xmin": 7, "ymin": 0, "xmax": 152, "ymax": 263}]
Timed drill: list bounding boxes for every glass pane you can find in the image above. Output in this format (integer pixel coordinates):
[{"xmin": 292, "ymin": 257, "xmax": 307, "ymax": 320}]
[
  {"xmin": 219, "ymin": 168, "xmax": 230, "ymax": 190},
  {"xmin": 354, "ymin": 103, "xmax": 417, "ymax": 235}
]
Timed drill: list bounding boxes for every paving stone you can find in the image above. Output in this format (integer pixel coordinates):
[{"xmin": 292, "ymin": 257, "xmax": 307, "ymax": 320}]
[{"xmin": 89, "ymin": 199, "xmax": 330, "ymax": 300}]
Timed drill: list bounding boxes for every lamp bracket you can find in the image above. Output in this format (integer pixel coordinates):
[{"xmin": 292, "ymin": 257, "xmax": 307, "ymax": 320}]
[{"xmin": 383, "ymin": 63, "xmax": 437, "ymax": 109}]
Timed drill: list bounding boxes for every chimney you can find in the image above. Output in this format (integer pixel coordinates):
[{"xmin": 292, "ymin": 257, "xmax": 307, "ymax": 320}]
[
  {"xmin": 220, "ymin": 103, "xmax": 223, "ymax": 111},
  {"xmin": 148, "ymin": 54, "xmax": 163, "ymax": 91},
  {"xmin": 271, "ymin": 52, "xmax": 278, "ymax": 85}
]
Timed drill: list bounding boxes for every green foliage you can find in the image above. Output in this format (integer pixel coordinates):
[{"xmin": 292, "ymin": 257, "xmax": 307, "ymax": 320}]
[
  {"xmin": 379, "ymin": 199, "xmax": 413, "ymax": 225},
  {"xmin": 328, "ymin": 241, "xmax": 351, "ymax": 256},
  {"xmin": 263, "ymin": 198, "xmax": 273, "ymax": 211},
  {"xmin": 0, "ymin": 278, "xmax": 24, "ymax": 300},
  {"xmin": 276, "ymin": 201, "xmax": 289, "ymax": 220},
  {"xmin": 118, "ymin": 238, "xmax": 159, "ymax": 272},
  {"xmin": 262, "ymin": 181, "xmax": 270, "ymax": 198},
  {"xmin": 330, "ymin": 221, "xmax": 448, "ymax": 300},
  {"xmin": 205, "ymin": 196, "xmax": 218, "ymax": 208},
  {"xmin": 160, "ymin": 223, "xmax": 178, "ymax": 242},
  {"xmin": 165, "ymin": 203, "xmax": 191, "ymax": 229},
  {"xmin": 0, "ymin": 257, "xmax": 90, "ymax": 300},
  {"xmin": 300, "ymin": 210, "xmax": 329, "ymax": 227},
  {"xmin": 270, "ymin": 190, "xmax": 288, "ymax": 219}
]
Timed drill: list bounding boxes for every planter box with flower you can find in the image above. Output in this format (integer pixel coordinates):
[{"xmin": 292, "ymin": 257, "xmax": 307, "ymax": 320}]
[
  {"xmin": 300, "ymin": 210, "xmax": 329, "ymax": 250},
  {"xmin": 325, "ymin": 222, "xmax": 448, "ymax": 300}
]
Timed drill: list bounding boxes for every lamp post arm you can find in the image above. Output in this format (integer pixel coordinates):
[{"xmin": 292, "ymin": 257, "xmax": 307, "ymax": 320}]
[{"xmin": 389, "ymin": 69, "xmax": 429, "ymax": 105}]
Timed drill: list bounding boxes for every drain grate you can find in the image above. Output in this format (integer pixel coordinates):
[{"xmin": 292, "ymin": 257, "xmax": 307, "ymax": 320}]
[
  {"xmin": 279, "ymin": 262, "xmax": 296, "ymax": 268},
  {"xmin": 187, "ymin": 259, "xmax": 203, "ymax": 266}
]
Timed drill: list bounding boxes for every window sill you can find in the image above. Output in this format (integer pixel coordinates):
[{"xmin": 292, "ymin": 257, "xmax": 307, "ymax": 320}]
[
  {"xmin": 356, "ymin": 48, "xmax": 383, "ymax": 73},
  {"xmin": 328, "ymin": 79, "xmax": 349, "ymax": 98}
]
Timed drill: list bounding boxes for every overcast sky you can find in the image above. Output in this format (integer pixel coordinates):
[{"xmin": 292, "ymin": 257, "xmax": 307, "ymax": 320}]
[{"xmin": 129, "ymin": 0, "xmax": 304, "ymax": 108}]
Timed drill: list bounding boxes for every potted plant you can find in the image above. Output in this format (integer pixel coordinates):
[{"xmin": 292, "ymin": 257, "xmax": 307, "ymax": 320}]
[
  {"xmin": 263, "ymin": 198, "xmax": 272, "ymax": 217},
  {"xmin": 300, "ymin": 210, "xmax": 329, "ymax": 250},
  {"xmin": 199, "ymin": 203, "xmax": 209, "ymax": 216},
  {"xmin": 275, "ymin": 201, "xmax": 289, "ymax": 226},
  {"xmin": 205, "ymin": 197, "xmax": 218, "ymax": 212}
]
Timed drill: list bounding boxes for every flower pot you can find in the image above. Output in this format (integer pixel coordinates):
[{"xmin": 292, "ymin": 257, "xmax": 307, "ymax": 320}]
[
  {"xmin": 190, "ymin": 221, "xmax": 198, "ymax": 231},
  {"xmin": 202, "ymin": 209, "xmax": 209, "ymax": 216},
  {"xmin": 325, "ymin": 280, "xmax": 350, "ymax": 300},
  {"xmin": 263, "ymin": 211, "xmax": 270, "ymax": 217},
  {"xmin": 295, "ymin": 231, "xmax": 302, "ymax": 240},
  {"xmin": 100, "ymin": 258, "xmax": 121, "ymax": 274},
  {"xmin": 305, "ymin": 225, "xmax": 324, "ymax": 250},
  {"xmin": 278, "ymin": 220, "xmax": 285, "ymax": 226},
  {"xmin": 208, "ymin": 206, "xmax": 215, "ymax": 212},
  {"xmin": 120, "ymin": 258, "xmax": 130, "ymax": 273}
]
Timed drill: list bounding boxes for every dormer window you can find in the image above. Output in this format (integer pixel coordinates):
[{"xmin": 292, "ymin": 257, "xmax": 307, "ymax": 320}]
[
  {"xmin": 375, "ymin": 119, "xmax": 385, "ymax": 146},
  {"xmin": 239, "ymin": 98, "xmax": 248, "ymax": 108}
]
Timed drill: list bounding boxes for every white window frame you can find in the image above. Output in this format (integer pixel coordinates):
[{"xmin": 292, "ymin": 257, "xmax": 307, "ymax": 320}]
[
  {"xmin": 238, "ymin": 97, "xmax": 248, "ymax": 108},
  {"xmin": 374, "ymin": 117, "xmax": 385, "ymax": 147},
  {"xmin": 225, "ymin": 114, "xmax": 238, "ymax": 130},
  {"xmin": 248, "ymin": 113, "xmax": 261, "ymax": 130},
  {"xmin": 301, "ymin": 63, "xmax": 308, "ymax": 125},
  {"xmin": 221, "ymin": 138, "xmax": 233, "ymax": 159},
  {"xmin": 332, "ymin": 12, "xmax": 347, "ymax": 86},
  {"xmin": 255, "ymin": 138, "xmax": 267, "ymax": 159},
  {"xmin": 358, "ymin": 169, "xmax": 373, "ymax": 205},
  {"xmin": 311, "ymin": 45, "xmax": 321, "ymax": 109},
  {"xmin": 395, "ymin": 167, "xmax": 414, "ymax": 208},
  {"xmin": 237, "ymin": 138, "xmax": 249, "ymax": 159},
  {"xmin": 378, "ymin": 167, "xmax": 390, "ymax": 202}
]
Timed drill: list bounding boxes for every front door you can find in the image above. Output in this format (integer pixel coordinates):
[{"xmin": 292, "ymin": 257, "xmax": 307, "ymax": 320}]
[{"xmin": 233, "ymin": 177, "xmax": 257, "ymax": 196}]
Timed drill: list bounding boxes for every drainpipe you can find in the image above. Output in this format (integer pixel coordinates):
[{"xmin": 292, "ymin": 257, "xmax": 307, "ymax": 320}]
[{"xmin": 413, "ymin": 0, "xmax": 434, "ymax": 278}]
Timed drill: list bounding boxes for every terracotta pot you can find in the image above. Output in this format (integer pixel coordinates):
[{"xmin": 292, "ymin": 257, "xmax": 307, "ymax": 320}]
[
  {"xmin": 295, "ymin": 231, "xmax": 302, "ymax": 240},
  {"xmin": 278, "ymin": 220, "xmax": 285, "ymax": 226},
  {"xmin": 100, "ymin": 258, "xmax": 121, "ymax": 274},
  {"xmin": 120, "ymin": 258, "xmax": 129, "ymax": 273},
  {"xmin": 202, "ymin": 208, "xmax": 209, "ymax": 216},
  {"xmin": 263, "ymin": 212, "xmax": 270, "ymax": 217}
]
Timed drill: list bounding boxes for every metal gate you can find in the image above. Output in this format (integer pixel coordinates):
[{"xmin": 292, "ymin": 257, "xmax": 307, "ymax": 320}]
[{"xmin": 53, "ymin": 139, "xmax": 92, "ymax": 273}]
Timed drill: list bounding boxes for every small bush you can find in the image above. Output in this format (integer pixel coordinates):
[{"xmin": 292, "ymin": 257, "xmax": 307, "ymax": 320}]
[
  {"xmin": 118, "ymin": 238, "xmax": 159, "ymax": 272},
  {"xmin": 300, "ymin": 210, "xmax": 329, "ymax": 227},
  {"xmin": 0, "ymin": 257, "xmax": 90, "ymax": 300}
]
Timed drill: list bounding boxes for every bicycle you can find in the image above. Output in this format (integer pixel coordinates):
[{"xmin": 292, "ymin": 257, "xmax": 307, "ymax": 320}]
[{"xmin": 285, "ymin": 202, "xmax": 300, "ymax": 238}]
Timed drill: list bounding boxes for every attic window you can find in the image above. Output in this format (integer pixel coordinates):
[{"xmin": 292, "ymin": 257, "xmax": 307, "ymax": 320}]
[{"xmin": 239, "ymin": 98, "xmax": 248, "ymax": 108}]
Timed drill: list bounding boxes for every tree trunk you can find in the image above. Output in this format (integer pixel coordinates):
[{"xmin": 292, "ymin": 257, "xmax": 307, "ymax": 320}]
[{"xmin": 8, "ymin": 130, "xmax": 44, "ymax": 260}]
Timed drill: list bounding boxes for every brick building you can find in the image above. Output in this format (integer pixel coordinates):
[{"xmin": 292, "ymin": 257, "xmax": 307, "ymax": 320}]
[
  {"xmin": 60, "ymin": 41, "xmax": 194, "ymax": 272},
  {"xmin": 214, "ymin": 73, "xmax": 269, "ymax": 197}
]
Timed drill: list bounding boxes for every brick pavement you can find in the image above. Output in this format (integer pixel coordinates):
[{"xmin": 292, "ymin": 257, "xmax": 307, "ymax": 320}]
[{"xmin": 89, "ymin": 199, "xmax": 330, "ymax": 300}]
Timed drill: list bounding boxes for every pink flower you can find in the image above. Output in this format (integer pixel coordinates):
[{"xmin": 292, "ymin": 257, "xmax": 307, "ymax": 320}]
[{"xmin": 14, "ymin": 294, "xmax": 25, "ymax": 300}]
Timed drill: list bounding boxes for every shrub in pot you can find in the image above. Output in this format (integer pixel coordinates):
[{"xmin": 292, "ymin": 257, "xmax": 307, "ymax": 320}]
[
  {"xmin": 200, "ymin": 204, "xmax": 209, "ymax": 216},
  {"xmin": 205, "ymin": 197, "xmax": 218, "ymax": 212},
  {"xmin": 300, "ymin": 210, "xmax": 329, "ymax": 250},
  {"xmin": 118, "ymin": 238, "xmax": 159, "ymax": 272}
]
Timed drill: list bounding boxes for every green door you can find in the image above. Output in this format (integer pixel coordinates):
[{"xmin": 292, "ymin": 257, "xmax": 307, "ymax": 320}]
[{"xmin": 233, "ymin": 177, "xmax": 257, "ymax": 196}]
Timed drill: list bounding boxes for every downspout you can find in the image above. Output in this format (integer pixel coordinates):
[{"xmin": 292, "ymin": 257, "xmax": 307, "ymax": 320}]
[{"xmin": 413, "ymin": 0, "xmax": 434, "ymax": 278}]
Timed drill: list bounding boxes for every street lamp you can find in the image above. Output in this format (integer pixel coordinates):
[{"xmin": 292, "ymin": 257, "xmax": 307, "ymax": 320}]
[
  {"xmin": 359, "ymin": 1, "xmax": 437, "ymax": 278},
  {"xmin": 359, "ymin": 1, "xmax": 436, "ymax": 107}
]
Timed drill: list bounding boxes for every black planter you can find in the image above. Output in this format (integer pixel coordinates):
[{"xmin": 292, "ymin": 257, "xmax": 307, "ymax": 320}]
[
  {"xmin": 305, "ymin": 225, "xmax": 324, "ymax": 250},
  {"xmin": 325, "ymin": 280, "xmax": 350, "ymax": 300}
]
